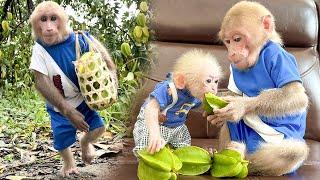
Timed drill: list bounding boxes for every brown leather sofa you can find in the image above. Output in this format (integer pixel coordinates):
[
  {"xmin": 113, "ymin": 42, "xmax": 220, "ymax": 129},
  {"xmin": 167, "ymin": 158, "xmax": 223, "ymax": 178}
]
[{"xmin": 106, "ymin": 0, "xmax": 320, "ymax": 179}]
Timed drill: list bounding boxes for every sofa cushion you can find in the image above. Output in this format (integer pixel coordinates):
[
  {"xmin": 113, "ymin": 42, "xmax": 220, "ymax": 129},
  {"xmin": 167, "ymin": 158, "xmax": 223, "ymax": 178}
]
[{"xmin": 150, "ymin": 0, "xmax": 318, "ymax": 47}]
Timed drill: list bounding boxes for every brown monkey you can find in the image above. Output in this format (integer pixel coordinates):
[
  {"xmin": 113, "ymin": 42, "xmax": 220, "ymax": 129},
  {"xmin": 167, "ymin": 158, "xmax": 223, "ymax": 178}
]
[
  {"xmin": 133, "ymin": 50, "xmax": 222, "ymax": 155},
  {"xmin": 29, "ymin": 1, "xmax": 117, "ymax": 177},
  {"xmin": 207, "ymin": 1, "xmax": 309, "ymax": 176}
]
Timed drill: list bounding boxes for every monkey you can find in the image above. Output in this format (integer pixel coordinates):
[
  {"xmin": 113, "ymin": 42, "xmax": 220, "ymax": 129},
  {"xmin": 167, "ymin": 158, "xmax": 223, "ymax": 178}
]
[
  {"xmin": 28, "ymin": 1, "xmax": 117, "ymax": 177},
  {"xmin": 133, "ymin": 49, "xmax": 222, "ymax": 155},
  {"xmin": 206, "ymin": 1, "xmax": 309, "ymax": 176}
]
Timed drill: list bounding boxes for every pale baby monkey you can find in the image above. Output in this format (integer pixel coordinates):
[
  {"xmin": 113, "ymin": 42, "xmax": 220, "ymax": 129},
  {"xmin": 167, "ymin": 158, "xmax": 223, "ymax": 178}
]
[{"xmin": 133, "ymin": 49, "xmax": 222, "ymax": 155}]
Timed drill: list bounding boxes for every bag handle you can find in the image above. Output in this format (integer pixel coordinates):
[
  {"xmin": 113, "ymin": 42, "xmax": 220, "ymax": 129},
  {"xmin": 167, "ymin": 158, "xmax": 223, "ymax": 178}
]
[{"xmin": 75, "ymin": 31, "xmax": 97, "ymax": 60}]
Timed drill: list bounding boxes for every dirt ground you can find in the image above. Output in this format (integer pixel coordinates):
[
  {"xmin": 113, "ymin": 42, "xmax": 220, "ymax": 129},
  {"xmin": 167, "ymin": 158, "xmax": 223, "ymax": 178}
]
[{"xmin": 0, "ymin": 135, "xmax": 137, "ymax": 180}]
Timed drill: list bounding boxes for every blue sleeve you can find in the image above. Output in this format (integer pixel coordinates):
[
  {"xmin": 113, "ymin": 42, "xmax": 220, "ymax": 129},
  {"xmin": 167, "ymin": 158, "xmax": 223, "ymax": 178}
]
[
  {"xmin": 268, "ymin": 51, "xmax": 302, "ymax": 88},
  {"xmin": 149, "ymin": 81, "xmax": 172, "ymax": 110}
]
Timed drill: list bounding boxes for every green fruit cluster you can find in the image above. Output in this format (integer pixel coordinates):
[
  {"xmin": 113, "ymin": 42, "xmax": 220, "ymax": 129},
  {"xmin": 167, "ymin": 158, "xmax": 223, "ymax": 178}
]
[
  {"xmin": 2, "ymin": 20, "xmax": 9, "ymax": 32},
  {"xmin": 137, "ymin": 146, "xmax": 182, "ymax": 180},
  {"xmin": 133, "ymin": 2, "xmax": 149, "ymax": 44},
  {"xmin": 203, "ymin": 92, "xmax": 228, "ymax": 113},
  {"xmin": 133, "ymin": 25, "xmax": 149, "ymax": 44},
  {"xmin": 136, "ymin": 13, "xmax": 146, "ymax": 27},
  {"xmin": 7, "ymin": 12, "xmax": 13, "ymax": 21},
  {"xmin": 120, "ymin": 42, "xmax": 132, "ymax": 57},
  {"xmin": 1, "ymin": 70, "xmax": 6, "ymax": 79},
  {"xmin": 77, "ymin": 51, "xmax": 97, "ymax": 74},
  {"xmin": 0, "ymin": 51, "xmax": 3, "ymax": 61},
  {"xmin": 173, "ymin": 146, "xmax": 212, "ymax": 175},
  {"xmin": 2, "ymin": 12, "xmax": 13, "ymax": 37},
  {"xmin": 139, "ymin": 1, "xmax": 149, "ymax": 12},
  {"xmin": 211, "ymin": 149, "xmax": 249, "ymax": 178}
]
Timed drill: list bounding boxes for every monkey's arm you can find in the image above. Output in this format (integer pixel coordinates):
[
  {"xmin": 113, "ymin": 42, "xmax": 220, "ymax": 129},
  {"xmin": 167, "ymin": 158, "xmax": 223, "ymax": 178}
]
[
  {"xmin": 251, "ymin": 81, "xmax": 308, "ymax": 117},
  {"xmin": 144, "ymin": 98, "xmax": 165, "ymax": 154},
  {"xmin": 34, "ymin": 70, "xmax": 89, "ymax": 132},
  {"xmin": 209, "ymin": 82, "xmax": 308, "ymax": 123}
]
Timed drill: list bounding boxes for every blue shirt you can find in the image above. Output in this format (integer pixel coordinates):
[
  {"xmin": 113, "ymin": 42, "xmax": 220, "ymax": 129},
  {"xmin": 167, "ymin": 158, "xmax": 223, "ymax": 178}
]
[
  {"xmin": 143, "ymin": 74, "xmax": 202, "ymax": 128},
  {"xmin": 228, "ymin": 41, "xmax": 306, "ymax": 153},
  {"xmin": 37, "ymin": 31, "xmax": 91, "ymax": 89}
]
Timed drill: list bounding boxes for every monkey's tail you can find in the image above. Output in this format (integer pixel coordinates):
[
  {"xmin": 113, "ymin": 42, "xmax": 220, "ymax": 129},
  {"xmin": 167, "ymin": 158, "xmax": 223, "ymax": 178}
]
[{"xmin": 247, "ymin": 139, "xmax": 309, "ymax": 176}]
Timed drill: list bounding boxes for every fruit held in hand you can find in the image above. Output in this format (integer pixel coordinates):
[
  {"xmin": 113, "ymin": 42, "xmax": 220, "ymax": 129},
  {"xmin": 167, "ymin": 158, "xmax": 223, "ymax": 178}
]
[{"xmin": 203, "ymin": 92, "xmax": 228, "ymax": 113}]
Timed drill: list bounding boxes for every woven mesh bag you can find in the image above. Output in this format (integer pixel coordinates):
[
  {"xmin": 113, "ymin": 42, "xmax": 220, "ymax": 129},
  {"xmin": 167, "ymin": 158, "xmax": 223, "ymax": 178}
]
[{"xmin": 74, "ymin": 31, "xmax": 117, "ymax": 110}]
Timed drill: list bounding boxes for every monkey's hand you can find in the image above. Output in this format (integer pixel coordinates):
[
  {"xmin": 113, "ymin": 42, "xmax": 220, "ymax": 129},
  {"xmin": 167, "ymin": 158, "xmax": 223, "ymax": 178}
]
[
  {"xmin": 207, "ymin": 96, "xmax": 255, "ymax": 125},
  {"xmin": 65, "ymin": 107, "xmax": 89, "ymax": 132},
  {"xmin": 147, "ymin": 131, "xmax": 166, "ymax": 154},
  {"xmin": 144, "ymin": 98, "xmax": 165, "ymax": 154},
  {"xmin": 34, "ymin": 71, "xmax": 89, "ymax": 132}
]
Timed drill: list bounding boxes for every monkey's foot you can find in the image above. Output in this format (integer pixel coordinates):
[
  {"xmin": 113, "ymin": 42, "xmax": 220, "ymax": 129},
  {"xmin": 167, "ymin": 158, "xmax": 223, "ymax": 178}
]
[
  {"xmin": 226, "ymin": 141, "xmax": 246, "ymax": 158},
  {"xmin": 60, "ymin": 165, "xmax": 79, "ymax": 177},
  {"xmin": 80, "ymin": 140, "xmax": 96, "ymax": 164},
  {"xmin": 204, "ymin": 147, "xmax": 216, "ymax": 156}
]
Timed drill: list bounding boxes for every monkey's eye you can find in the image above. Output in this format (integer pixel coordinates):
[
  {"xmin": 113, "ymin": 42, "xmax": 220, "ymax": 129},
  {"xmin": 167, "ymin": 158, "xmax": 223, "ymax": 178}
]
[
  {"xmin": 51, "ymin": 16, "xmax": 57, "ymax": 21},
  {"xmin": 234, "ymin": 37, "xmax": 241, "ymax": 42},
  {"xmin": 224, "ymin": 40, "xmax": 230, "ymax": 44},
  {"xmin": 40, "ymin": 16, "xmax": 47, "ymax": 22},
  {"xmin": 206, "ymin": 79, "xmax": 212, "ymax": 83},
  {"xmin": 214, "ymin": 80, "xmax": 219, "ymax": 84}
]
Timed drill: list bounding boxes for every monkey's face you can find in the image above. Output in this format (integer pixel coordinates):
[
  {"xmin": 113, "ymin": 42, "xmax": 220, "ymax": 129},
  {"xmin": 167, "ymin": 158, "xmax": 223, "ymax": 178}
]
[
  {"xmin": 222, "ymin": 28, "xmax": 259, "ymax": 70},
  {"xmin": 37, "ymin": 12, "xmax": 62, "ymax": 45},
  {"xmin": 221, "ymin": 21, "xmax": 269, "ymax": 71},
  {"xmin": 188, "ymin": 71, "xmax": 219, "ymax": 101}
]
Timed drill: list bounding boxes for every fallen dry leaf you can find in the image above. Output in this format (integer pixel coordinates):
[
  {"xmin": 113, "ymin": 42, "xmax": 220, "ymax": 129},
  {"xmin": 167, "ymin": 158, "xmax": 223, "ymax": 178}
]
[
  {"xmin": 93, "ymin": 142, "xmax": 123, "ymax": 158},
  {"xmin": 5, "ymin": 175, "xmax": 27, "ymax": 180}
]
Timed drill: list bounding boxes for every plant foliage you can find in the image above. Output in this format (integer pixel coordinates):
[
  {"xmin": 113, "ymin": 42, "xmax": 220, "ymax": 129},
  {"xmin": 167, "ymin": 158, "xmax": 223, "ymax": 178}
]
[{"xmin": 0, "ymin": 0, "xmax": 152, "ymax": 138}]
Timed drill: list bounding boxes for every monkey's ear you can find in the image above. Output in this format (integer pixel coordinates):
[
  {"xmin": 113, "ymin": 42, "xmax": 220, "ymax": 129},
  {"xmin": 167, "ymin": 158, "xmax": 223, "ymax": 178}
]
[
  {"xmin": 262, "ymin": 15, "xmax": 274, "ymax": 33},
  {"xmin": 174, "ymin": 73, "xmax": 186, "ymax": 89}
]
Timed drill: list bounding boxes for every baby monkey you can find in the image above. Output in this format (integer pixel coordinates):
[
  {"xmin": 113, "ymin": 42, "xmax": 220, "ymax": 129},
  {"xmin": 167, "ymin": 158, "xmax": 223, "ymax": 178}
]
[{"xmin": 133, "ymin": 50, "xmax": 222, "ymax": 154}]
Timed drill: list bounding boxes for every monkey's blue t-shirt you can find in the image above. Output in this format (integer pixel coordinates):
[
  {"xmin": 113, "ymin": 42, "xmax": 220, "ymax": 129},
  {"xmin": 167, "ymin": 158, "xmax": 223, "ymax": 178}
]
[
  {"xmin": 227, "ymin": 40, "xmax": 306, "ymax": 154},
  {"xmin": 36, "ymin": 31, "xmax": 90, "ymax": 90},
  {"xmin": 143, "ymin": 74, "xmax": 202, "ymax": 128}
]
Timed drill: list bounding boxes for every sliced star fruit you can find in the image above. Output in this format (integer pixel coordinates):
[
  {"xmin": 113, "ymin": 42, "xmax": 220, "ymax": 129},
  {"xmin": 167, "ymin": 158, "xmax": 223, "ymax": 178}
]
[{"xmin": 203, "ymin": 92, "xmax": 228, "ymax": 113}]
